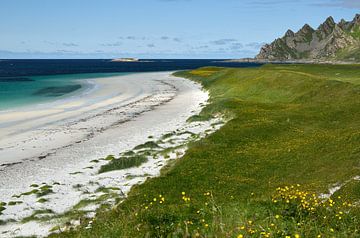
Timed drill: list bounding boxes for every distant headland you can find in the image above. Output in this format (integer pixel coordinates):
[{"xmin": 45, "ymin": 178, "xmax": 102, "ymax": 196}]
[{"xmin": 111, "ymin": 58, "xmax": 140, "ymax": 62}]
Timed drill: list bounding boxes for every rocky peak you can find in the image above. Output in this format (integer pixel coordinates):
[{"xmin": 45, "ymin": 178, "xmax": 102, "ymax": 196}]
[
  {"xmin": 338, "ymin": 19, "xmax": 348, "ymax": 29},
  {"xmin": 297, "ymin": 24, "xmax": 314, "ymax": 35},
  {"xmin": 317, "ymin": 16, "xmax": 336, "ymax": 36},
  {"xmin": 352, "ymin": 14, "xmax": 360, "ymax": 25},
  {"xmin": 285, "ymin": 29, "xmax": 295, "ymax": 37},
  {"xmin": 325, "ymin": 16, "xmax": 335, "ymax": 26}
]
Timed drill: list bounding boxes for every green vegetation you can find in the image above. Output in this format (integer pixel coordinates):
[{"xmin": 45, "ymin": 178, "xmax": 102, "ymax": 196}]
[
  {"xmin": 8, "ymin": 201, "xmax": 23, "ymax": 206},
  {"xmin": 0, "ymin": 202, "xmax": 6, "ymax": 215},
  {"xmin": 50, "ymin": 64, "xmax": 360, "ymax": 237},
  {"xmin": 134, "ymin": 141, "xmax": 161, "ymax": 150},
  {"xmin": 349, "ymin": 26, "xmax": 360, "ymax": 39},
  {"xmin": 37, "ymin": 185, "xmax": 54, "ymax": 197},
  {"xmin": 37, "ymin": 198, "xmax": 48, "ymax": 203},
  {"xmin": 99, "ymin": 155, "xmax": 148, "ymax": 174},
  {"xmin": 11, "ymin": 184, "xmax": 54, "ymax": 200},
  {"xmin": 336, "ymin": 47, "xmax": 360, "ymax": 61},
  {"xmin": 22, "ymin": 209, "xmax": 55, "ymax": 223}
]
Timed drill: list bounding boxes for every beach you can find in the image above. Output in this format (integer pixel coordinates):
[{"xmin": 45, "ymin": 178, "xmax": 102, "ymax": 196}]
[{"xmin": 0, "ymin": 72, "xmax": 222, "ymax": 237}]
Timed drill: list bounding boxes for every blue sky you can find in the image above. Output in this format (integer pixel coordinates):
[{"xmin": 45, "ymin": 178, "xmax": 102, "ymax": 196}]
[{"xmin": 0, "ymin": 0, "xmax": 359, "ymax": 59}]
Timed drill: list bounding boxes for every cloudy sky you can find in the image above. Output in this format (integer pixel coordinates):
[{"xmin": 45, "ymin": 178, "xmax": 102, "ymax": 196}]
[{"xmin": 0, "ymin": 0, "xmax": 358, "ymax": 59}]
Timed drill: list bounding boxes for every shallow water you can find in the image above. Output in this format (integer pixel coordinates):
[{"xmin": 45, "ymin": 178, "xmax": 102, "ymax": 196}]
[{"xmin": 0, "ymin": 73, "xmax": 125, "ymax": 111}]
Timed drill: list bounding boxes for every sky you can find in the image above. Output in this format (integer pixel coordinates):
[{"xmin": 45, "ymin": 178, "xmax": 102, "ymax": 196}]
[{"xmin": 0, "ymin": 0, "xmax": 359, "ymax": 59}]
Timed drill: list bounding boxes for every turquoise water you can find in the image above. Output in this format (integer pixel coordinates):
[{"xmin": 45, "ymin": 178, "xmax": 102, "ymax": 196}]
[{"xmin": 0, "ymin": 73, "xmax": 125, "ymax": 111}]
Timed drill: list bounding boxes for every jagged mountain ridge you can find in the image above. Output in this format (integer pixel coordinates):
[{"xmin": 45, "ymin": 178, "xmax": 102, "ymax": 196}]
[{"xmin": 256, "ymin": 14, "xmax": 360, "ymax": 62}]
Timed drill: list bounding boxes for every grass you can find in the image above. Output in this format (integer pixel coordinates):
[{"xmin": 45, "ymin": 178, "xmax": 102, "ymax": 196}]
[
  {"xmin": 22, "ymin": 209, "xmax": 55, "ymax": 223},
  {"xmin": 134, "ymin": 141, "xmax": 161, "ymax": 150},
  {"xmin": 50, "ymin": 64, "xmax": 360, "ymax": 237},
  {"xmin": 37, "ymin": 198, "xmax": 49, "ymax": 203},
  {"xmin": 0, "ymin": 203, "xmax": 6, "ymax": 215},
  {"xmin": 99, "ymin": 155, "xmax": 148, "ymax": 174},
  {"xmin": 10, "ymin": 185, "xmax": 54, "ymax": 201}
]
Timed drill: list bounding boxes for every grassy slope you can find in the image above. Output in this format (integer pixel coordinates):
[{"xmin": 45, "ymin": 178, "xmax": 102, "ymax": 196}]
[{"xmin": 51, "ymin": 64, "xmax": 360, "ymax": 237}]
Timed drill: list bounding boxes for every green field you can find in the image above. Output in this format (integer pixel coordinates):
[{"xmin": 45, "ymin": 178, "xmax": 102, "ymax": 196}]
[{"xmin": 51, "ymin": 64, "xmax": 360, "ymax": 237}]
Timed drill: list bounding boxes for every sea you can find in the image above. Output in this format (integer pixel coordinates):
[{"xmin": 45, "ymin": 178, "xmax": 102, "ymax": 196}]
[{"xmin": 0, "ymin": 59, "xmax": 261, "ymax": 111}]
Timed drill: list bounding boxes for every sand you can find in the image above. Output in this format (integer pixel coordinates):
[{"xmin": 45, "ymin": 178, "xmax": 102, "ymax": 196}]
[{"xmin": 0, "ymin": 72, "xmax": 222, "ymax": 237}]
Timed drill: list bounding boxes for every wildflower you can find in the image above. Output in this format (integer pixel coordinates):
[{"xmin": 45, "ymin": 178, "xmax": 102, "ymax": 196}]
[
  {"xmin": 330, "ymin": 228, "xmax": 334, "ymax": 232},
  {"xmin": 204, "ymin": 224, "xmax": 209, "ymax": 228},
  {"xmin": 153, "ymin": 198, "xmax": 157, "ymax": 202},
  {"xmin": 182, "ymin": 192, "xmax": 186, "ymax": 195},
  {"xmin": 295, "ymin": 234, "xmax": 300, "ymax": 238},
  {"xmin": 248, "ymin": 220, "xmax": 253, "ymax": 225},
  {"xmin": 275, "ymin": 215, "xmax": 280, "ymax": 219},
  {"xmin": 240, "ymin": 226, "xmax": 245, "ymax": 230},
  {"xmin": 237, "ymin": 235, "xmax": 244, "ymax": 238}
]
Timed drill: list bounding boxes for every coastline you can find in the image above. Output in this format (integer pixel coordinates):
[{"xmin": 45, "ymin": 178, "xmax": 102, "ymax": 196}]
[
  {"xmin": 0, "ymin": 71, "xmax": 222, "ymax": 237},
  {"xmin": 222, "ymin": 58, "xmax": 360, "ymax": 65}
]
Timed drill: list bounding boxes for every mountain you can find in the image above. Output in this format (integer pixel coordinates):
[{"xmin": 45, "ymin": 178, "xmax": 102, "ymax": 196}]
[{"xmin": 256, "ymin": 14, "xmax": 360, "ymax": 62}]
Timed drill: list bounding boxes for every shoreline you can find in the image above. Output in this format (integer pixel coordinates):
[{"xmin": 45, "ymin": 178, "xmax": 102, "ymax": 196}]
[
  {"xmin": 222, "ymin": 58, "xmax": 360, "ymax": 65},
  {"xmin": 0, "ymin": 71, "xmax": 222, "ymax": 237},
  {"xmin": 0, "ymin": 72, "xmax": 157, "ymax": 165}
]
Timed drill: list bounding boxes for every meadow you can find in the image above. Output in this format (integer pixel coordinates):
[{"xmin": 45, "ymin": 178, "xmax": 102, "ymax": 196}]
[{"xmin": 51, "ymin": 64, "xmax": 360, "ymax": 237}]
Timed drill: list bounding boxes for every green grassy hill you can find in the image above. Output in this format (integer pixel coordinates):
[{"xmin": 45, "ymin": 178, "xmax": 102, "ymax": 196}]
[{"xmin": 51, "ymin": 64, "xmax": 360, "ymax": 237}]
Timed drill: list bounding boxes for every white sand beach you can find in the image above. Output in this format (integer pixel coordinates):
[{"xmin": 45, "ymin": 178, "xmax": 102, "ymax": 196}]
[{"xmin": 0, "ymin": 72, "xmax": 223, "ymax": 237}]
